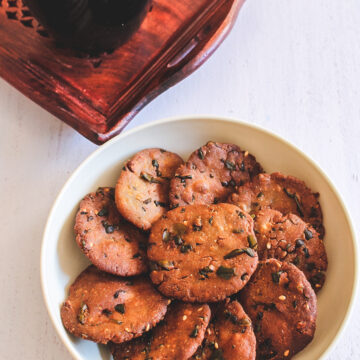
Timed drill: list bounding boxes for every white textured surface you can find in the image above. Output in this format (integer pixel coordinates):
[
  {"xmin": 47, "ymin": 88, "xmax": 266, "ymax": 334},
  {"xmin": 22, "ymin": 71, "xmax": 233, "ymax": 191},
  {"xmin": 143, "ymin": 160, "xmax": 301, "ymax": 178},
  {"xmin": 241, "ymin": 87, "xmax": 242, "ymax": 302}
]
[{"xmin": 0, "ymin": 0, "xmax": 359, "ymax": 359}]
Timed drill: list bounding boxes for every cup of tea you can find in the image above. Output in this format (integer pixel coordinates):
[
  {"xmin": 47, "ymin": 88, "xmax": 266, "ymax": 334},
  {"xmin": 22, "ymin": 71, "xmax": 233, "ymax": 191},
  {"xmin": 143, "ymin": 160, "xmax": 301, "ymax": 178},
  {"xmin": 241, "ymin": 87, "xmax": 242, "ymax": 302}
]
[{"xmin": 24, "ymin": 0, "xmax": 152, "ymax": 54}]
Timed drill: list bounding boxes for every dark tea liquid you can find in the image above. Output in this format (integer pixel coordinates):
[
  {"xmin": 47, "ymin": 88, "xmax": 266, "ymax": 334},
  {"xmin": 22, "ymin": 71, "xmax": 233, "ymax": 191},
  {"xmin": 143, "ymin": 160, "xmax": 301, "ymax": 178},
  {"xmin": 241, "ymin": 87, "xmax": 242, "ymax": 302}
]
[{"xmin": 24, "ymin": 0, "xmax": 151, "ymax": 54}]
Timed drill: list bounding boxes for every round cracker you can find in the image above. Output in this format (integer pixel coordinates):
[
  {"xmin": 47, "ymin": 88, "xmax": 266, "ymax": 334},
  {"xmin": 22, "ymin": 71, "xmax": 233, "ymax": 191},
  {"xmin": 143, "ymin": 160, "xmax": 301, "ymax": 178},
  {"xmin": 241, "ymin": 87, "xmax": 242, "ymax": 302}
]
[
  {"xmin": 60, "ymin": 266, "xmax": 169, "ymax": 344},
  {"xmin": 228, "ymin": 172, "xmax": 324, "ymax": 238},
  {"xmin": 115, "ymin": 148, "xmax": 184, "ymax": 230},
  {"xmin": 192, "ymin": 300, "xmax": 256, "ymax": 360},
  {"xmin": 169, "ymin": 141, "xmax": 263, "ymax": 208},
  {"xmin": 254, "ymin": 209, "xmax": 327, "ymax": 291},
  {"xmin": 110, "ymin": 302, "xmax": 211, "ymax": 360},
  {"xmin": 147, "ymin": 203, "xmax": 259, "ymax": 302},
  {"xmin": 75, "ymin": 187, "xmax": 147, "ymax": 276},
  {"xmin": 240, "ymin": 259, "xmax": 317, "ymax": 360}
]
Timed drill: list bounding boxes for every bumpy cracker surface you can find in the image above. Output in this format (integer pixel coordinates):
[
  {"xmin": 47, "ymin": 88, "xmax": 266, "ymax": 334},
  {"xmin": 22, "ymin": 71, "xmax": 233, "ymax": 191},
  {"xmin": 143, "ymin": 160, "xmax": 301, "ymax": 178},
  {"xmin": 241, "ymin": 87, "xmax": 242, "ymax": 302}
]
[{"xmin": 148, "ymin": 203, "xmax": 258, "ymax": 302}]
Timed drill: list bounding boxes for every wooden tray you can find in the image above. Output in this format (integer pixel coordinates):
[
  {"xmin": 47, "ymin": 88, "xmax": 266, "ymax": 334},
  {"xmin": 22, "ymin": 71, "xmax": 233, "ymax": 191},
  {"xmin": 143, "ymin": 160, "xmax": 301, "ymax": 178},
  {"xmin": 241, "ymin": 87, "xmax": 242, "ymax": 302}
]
[{"xmin": 0, "ymin": 0, "xmax": 245, "ymax": 144}]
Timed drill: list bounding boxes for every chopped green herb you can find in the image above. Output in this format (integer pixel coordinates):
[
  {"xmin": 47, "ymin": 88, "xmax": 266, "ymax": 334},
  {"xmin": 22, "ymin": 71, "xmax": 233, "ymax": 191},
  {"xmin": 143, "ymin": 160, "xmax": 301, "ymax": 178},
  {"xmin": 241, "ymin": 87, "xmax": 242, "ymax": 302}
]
[
  {"xmin": 216, "ymin": 266, "xmax": 235, "ymax": 279},
  {"xmin": 295, "ymin": 239, "xmax": 304, "ymax": 248},
  {"xmin": 241, "ymin": 273, "xmax": 248, "ymax": 280},
  {"xmin": 283, "ymin": 188, "xmax": 304, "ymax": 217},
  {"xmin": 223, "ymin": 160, "xmax": 236, "ymax": 171},
  {"xmin": 224, "ymin": 310, "xmax": 251, "ymax": 326},
  {"xmin": 304, "ymin": 229, "xmax": 313, "ymax": 240},
  {"xmin": 232, "ymin": 229, "xmax": 244, "ymax": 234},
  {"xmin": 257, "ymin": 192, "xmax": 264, "ymax": 198},
  {"xmin": 141, "ymin": 172, "xmax": 160, "ymax": 184},
  {"xmin": 199, "ymin": 266, "xmax": 214, "ymax": 278},
  {"xmin": 132, "ymin": 253, "xmax": 141, "ymax": 259},
  {"xmin": 115, "ymin": 304, "xmax": 125, "ymax": 314},
  {"xmin": 97, "ymin": 207, "xmax": 108, "ymax": 217},
  {"xmin": 143, "ymin": 198, "xmax": 152, "ymax": 204},
  {"xmin": 175, "ymin": 175, "xmax": 193, "ymax": 181},
  {"xmin": 224, "ymin": 248, "xmax": 256, "ymax": 259},
  {"xmin": 209, "ymin": 216, "xmax": 214, "ymax": 225},
  {"xmin": 174, "ymin": 223, "xmax": 187, "ymax": 235},
  {"xmin": 180, "ymin": 244, "xmax": 193, "ymax": 253},
  {"xmin": 114, "ymin": 290, "xmax": 124, "ymax": 299},
  {"xmin": 293, "ymin": 300, "xmax": 297, "ymax": 309},
  {"xmin": 209, "ymin": 349, "xmax": 224, "ymax": 360},
  {"xmin": 190, "ymin": 324, "xmax": 199, "ymax": 338},
  {"xmin": 174, "ymin": 235, "xmax": 183, "ymax": 246},
  {"xmin": 303, "ymin": 247, "xmax": 310, "ymax": 258},
  {"xmin": 193, "ymin": 224, "xmax": 202, "ymax": 231},
  {"xmin": 102, "ymin": 221, "xmax": 115, "ymax": 234},
  {"xmin": 237, "ymin": 210, "xmax": 245, "ymax": 218},
  {"xmin": 102, "ymin": 309, "xmax": 112, "ymax": 316},
  {"xmin": 154, "ymin": 200, "xmax": 166, "ymax": 208},
  {"xmin": 271, "ymin": 271, "xmax": 283, "ymax": 284},
  {"xmin": 247, "ymin": 235, "xmax": 257, "ymax": 249},
  {"xmin": 152, "ymin": 159, "xmax": 159, "ymax": 168},
  {"xmin": 198, "ymin": 149, "xmax": 205, "ymax": 160}
]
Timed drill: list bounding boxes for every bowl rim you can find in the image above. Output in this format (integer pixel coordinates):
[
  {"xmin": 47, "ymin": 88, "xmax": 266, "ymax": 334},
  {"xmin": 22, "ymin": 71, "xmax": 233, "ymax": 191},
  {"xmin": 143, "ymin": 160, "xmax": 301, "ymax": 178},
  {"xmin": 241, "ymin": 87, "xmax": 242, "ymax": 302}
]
[{"xmin": 40, "ymin": 115, "xmax": 359, "ymax": 360}]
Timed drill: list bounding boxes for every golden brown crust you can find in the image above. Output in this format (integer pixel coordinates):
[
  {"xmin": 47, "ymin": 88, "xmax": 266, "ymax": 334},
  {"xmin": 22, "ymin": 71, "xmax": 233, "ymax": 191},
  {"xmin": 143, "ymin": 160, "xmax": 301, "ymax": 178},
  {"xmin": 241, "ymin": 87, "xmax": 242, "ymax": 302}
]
[
  {"xmin": 75, "ymin": 187, "xmax": 148, "ymax": 276},
  {"xmin": 115, "ymin": 148, "xmax": 184, "ymax": 230},
  {"xmin": 254, "ymin": 209, "xmax": 327, "ymax": 291},
  {"xmin": 110, "ymin": 302, "xmax": 211, "ymax": 360},
  {"xmin": 240, "ymin": 259, "xmax": 317, "ymax": 360},
  {"xmin": 147, "ymin": 203, "xmax": 258, "ymax": 302},
  {"xmin": 60, "ymin": 266, "xmax": 169, "ymax": 344},
  {"xmin": 169, "ymin": 141, "xmax": 263, "ymax": 208},
  {"xmin": 228, "ymin": 172, "xmax": 324, "ymax": 238},
  {"xmin": 192, "ymin": 300, "xmax": 256, "ymax": 360}
]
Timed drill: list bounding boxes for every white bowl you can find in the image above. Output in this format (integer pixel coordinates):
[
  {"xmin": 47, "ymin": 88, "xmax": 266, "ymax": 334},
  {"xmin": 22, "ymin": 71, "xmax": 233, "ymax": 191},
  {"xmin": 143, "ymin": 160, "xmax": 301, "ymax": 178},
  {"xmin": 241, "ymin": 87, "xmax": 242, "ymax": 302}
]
[{"xmin": 41, "ymin": 116, "xmax": 358, "ymax": 360}]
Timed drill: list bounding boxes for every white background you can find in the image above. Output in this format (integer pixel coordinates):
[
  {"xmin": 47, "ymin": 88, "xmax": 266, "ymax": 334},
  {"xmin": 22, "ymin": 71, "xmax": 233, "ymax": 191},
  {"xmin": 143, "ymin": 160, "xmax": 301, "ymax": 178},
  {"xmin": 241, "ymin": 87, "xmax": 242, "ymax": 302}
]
[{"xmin": 1, "ymin": 0, "xmax": 359, "ymax": 358}]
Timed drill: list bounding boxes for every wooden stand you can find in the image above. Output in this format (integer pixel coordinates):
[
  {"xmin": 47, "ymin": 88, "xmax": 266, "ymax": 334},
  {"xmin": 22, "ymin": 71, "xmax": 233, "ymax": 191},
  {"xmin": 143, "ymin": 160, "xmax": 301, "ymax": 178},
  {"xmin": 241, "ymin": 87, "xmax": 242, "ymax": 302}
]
[{"xmin": 0, "ymin": 0, "xmax": 245, "ymax": 144}]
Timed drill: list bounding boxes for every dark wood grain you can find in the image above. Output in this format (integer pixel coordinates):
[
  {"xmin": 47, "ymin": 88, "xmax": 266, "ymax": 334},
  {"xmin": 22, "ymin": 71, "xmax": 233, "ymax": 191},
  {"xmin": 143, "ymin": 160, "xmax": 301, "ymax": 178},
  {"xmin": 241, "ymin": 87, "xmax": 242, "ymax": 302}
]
[{"xmin": 0, "ymin": 0, "xmax": 245, "ymax": 144}]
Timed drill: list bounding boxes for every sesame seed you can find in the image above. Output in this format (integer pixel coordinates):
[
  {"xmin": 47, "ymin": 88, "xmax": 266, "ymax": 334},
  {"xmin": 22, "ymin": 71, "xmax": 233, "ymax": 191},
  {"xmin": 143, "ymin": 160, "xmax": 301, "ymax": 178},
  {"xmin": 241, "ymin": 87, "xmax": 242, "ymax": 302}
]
[
  {"xmin": 183, "ymin": 315, "xmax": 187, "ymax": 321},
  {"xmin": 198, "ymin": 307, "xmax": 203, "ymax": 312},
  {"xmin": 125, "ymin": 328, "xmax": 130, "ymax": 332},
  {"xmin": 284, "ymin": 350, "xmax": 290, "ymax": 357},
  {"xmin": 145, "ymin": 324, "xmax": 150, "ymax": 331},
  {"xmin": 214, "ymin": 342, "xmax": 219, "ymax": 349},
  {"xmin": 167, "ymin": 299, "xmax": 172, "ymax": 305},
  {"xmin": 207, "ymin": 328, "xmax": 211, "ymax": 335},
  {"xmin": 266, "ymin": 242, "xmax": 271, "ymax": 249},
  {"xmin": 209, "ymin": 265, "xmax": 215, "ymax": 271},
  {"xmin": 279, "ymin": 295, "xmax": 286, "ymax": 301},
  {"xmin": 244, "ymin": 151, "xmax": 249, "ymax": 157}
]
